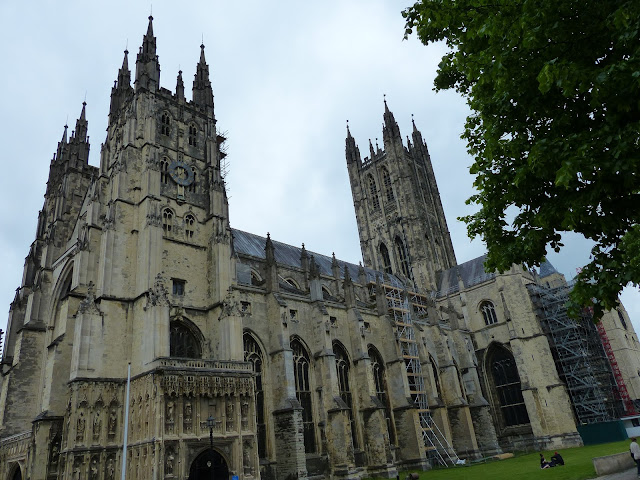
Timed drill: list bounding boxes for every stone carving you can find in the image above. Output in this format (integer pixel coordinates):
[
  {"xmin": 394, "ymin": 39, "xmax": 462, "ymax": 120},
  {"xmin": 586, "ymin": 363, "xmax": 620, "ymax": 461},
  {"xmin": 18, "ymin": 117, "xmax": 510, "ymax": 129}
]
[
  {"xmin": 166, "ymin": 399, "xmax": 175, "ymax": 433},
  {"xmin": 146, "ymin": 201, "xmax": 161, "ymax": 226},
  {"xmin": 219, "ymin": 290, "xmax": 244, "ymax": 321},
  {"xmin": 183, "ymin": 399, "xmax": 192, "ymax": 431},
  {"xmin": 165, "ymin": 448, "xmax": 175, "ymax": 476},
  {"xmin": 241, "ymin": 400, "xmax": 249, "ymax": 429},
  {"xmin": 49, "ymin": 438, "xmax": 60, "ymax": 470},
  {"xmin": 160, "ymin": 374, "xmax": 254, "ymax": 397},
  {"xmin": 89, "ymin": 456, "xmax": 99, "ymax": 480},
  {"xmin": 243, "ymin": 441, "xmax": 252, "ymax": 476},
  {"xmin": 92, "ymin": 410, "xmax": 101, "ymax": 442},
  {"xmin": 73, "ymin": 456, "xmax": 82, "ymax": 480},
  {"xmin": 106, "ymin": 455, "xmax": 115, "ymax": 480},
  {"xmin": 76, "ymin": 412, "xmax": 86, "ymax": 442},
  {"xmin": 146, "ymin": 274, "xmax": 170, "ymax": 309},
  {"xmin": 108, "ymin": 406, "xmax": 117, "ymax": 438},
  {"xmin": 226, "ymin": 400, "xmax": 234, "ymax": 430}
]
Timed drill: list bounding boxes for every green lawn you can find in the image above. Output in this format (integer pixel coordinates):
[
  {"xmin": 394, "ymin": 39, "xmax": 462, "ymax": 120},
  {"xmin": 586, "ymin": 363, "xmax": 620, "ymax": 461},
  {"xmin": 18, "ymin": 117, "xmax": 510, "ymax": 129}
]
[{"xmin": 370, "ymin": 440, "xmax": 633, "ymax": 480}]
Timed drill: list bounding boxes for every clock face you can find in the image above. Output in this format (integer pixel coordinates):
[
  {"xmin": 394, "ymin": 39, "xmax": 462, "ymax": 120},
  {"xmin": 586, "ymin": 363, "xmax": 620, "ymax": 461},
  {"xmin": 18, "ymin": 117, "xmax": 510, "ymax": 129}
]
[{"xmin": 168, "ymin": 160, "xmax": 195, "ymax": 186}]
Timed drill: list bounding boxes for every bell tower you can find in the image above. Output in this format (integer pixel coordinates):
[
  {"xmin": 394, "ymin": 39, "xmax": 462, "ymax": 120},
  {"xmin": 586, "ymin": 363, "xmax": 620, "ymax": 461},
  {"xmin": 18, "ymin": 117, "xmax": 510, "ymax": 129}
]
[{"xmin": 346, "ymin": 101, "xmax": 456, "ymax": 291}]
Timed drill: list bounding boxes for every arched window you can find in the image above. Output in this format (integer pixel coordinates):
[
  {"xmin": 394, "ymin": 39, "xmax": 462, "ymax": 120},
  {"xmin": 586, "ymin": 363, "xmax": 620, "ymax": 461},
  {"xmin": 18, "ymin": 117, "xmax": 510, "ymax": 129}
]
[
  {"xmin": 379, "ymin": 243, "xmax": 392, "ymax": 274},
  {"xmin": 334, "ymin": 342, "xmax": 358, "ymax": 449},
  {"xmin": 188, "ymin": 124, "xmax": 198, "ymax": 146},
  {"xmin": 162, "ymin": 209, "xmax": 173, "ymax": 235},
  {"xmin": 161, "ymin": 158, "xmax": 170, "ymax": 184},
  {"xmin": 244, "ymin": 333, "xmax": 266, "ymax": 458},
  {"xmin": 161, "ymin": 112, "xmax": 171, "ymax": 136},
  {"xmin": 429, "ymin": 354, "xmax": 443, "ymax": 401},
  {"xmin": 395, "ymin": 236, "xmax": 410, "ymax": 278},
  {"xmin": 489, "ymin": 346, "xmax": 529, "ymax": 427},
  {"xmin": 480, "ymin": 301, "xmax": 498, "ymax": 325},
  {"xmin": 322, "ymin": 286, "xmax": 332, "ymax": 300},
  {"xmin": 250, "ymin": 271, "xmax": 262, "ymax": 287},
  {"xmin": 285, "ymin": 278, "xmax": 300, "ymax": 290},
  {"xmin": 381, "ymin": 167, "xmax": 394, "ymax": 202},
  {"xmin": 169, "ymin": 321, "xmax": 201, "ymax": 358},
  {"xmin": 185, "ymin": 214, "xmax": 195, "ymax": 239},
  {"xmin": 291, "ymin": 338, "xmax": 315, "ymax": 453},
  {"xmin": 187, "ymin": 167, "xmax": 197, "ymax": 193},
  {"xmin": 618, "ymin": 309, "xmax": 628, "ymax": 330},
  {"xmin": 369, "ymin": 346, "xmax": 395, "ymax": 444},
  {"xmin": 368, "ymin": 175, "xmax": 380, "ymax": 211}
]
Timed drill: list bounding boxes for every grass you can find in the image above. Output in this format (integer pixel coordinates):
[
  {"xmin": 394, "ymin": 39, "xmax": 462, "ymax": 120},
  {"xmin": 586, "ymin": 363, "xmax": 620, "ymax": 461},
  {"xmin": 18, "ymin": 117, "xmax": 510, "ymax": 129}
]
[{"xmin": 366, "ymin": 440, "xmax": 632, "ymax": 480}]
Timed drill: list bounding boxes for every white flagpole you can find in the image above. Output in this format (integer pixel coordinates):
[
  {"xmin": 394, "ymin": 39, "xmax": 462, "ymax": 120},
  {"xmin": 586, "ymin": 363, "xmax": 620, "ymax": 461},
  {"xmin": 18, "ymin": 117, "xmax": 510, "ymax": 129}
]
[{"xmin": 121, "ymin": 362, "xmax": 131, "ymax": 480}]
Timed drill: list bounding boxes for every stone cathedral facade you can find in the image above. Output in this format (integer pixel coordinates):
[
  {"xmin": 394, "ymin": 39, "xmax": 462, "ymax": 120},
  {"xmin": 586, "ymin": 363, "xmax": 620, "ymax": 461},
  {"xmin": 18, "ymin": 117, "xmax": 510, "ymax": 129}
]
[{"xmin": 2, "ymin": 16, "xmax": 640, "ymax": 480}]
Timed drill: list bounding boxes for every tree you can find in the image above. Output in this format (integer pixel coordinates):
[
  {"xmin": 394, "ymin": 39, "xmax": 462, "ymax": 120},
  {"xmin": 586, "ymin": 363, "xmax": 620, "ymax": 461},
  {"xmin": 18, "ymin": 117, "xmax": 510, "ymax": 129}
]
[{"xmin": 403, "ymin": 0, "xmax": 640, "ymax": 319}]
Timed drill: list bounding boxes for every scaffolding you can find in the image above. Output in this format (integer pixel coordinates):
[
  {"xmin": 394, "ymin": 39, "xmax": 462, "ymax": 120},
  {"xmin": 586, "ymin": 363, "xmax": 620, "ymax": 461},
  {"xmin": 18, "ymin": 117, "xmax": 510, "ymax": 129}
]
[
  {"xmin": 370, "ymin": 282, "xmax": 459, "ymax": 466},
  {"xmin": 527, "ymin": 283, "xmax": 623, "ymax": 424}
]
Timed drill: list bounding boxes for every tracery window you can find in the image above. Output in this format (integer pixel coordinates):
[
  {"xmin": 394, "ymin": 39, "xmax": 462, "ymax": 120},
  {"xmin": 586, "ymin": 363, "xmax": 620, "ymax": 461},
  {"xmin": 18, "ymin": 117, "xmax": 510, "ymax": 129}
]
[
  {"xmin": 334, "ymin": 342, "xmax": 358, "ymax": 449},
  {"xmin": 381, "ymin": 167, "xmax": 394, "ymax": 202},
  {"xmin": 161, "ymin": 112, "xmax": 171, "ymax": 136},
  {"xmin": 395, "ymin": 236, "xmax": 410, "ymax": 278},
  {"xmin": 480, "ymin": 301, "xmax": 498, "ymax": 325},
  {"xmin": 618, "ymin": 309, "xmax": 628, "ymax": 330},
  {"xmin": 369, "ymin": 346, "xmax": 395, "ymax": 444},
  {"xmin": 368, "ymin": 174, "xmax": 380, "ymax": 211},
  {"xmin": 162, "ymin": 208, "xmax": 173, "ymax": 234},
  {"xmin": 185, "ymin": 214, "xmax": 195, "ymax": 239},
  {"xmin": 379, "ymin": 243, "xmax": 392, "ymax": 274},
  {"xmin": 291, "ymin": 338, "xmax": 316, "ymax": 453},
  {"xmin": 429, "ymin": 354, "xmax": 443, "ymax": 401},
  {"xmin": 490, "ymin": 346, "xmax": 529, "ymax": 427},
  {"xmin": 188, "ymin": 124, "xmax": 197, "ymax": 146},
  {"xmin": 244, "ymin": 333, "xmax": 266, "ymax": 458},
  {"xmin": 161, "ymin": 158, "xmax": 170, "ymax": 184},
  {"xmin": 169, "ymin": 321, "xmax": 201, "ymax": 358}
]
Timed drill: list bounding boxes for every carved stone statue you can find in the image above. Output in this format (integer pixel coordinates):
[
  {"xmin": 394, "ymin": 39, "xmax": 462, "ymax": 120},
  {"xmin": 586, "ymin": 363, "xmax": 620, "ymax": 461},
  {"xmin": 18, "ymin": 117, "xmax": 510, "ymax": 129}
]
[
  {"xmin": 226, "ymin": 401, "xmax": 234, "ymax": 430},
  {"xmin": 243, "ymin": 441, "xmax": 252, "ymax": 476},
  {"xmin": 241, "ymin": 401, "xmax": 249, "ymax": 429},
  {"xmin": 106, "ymin": 456, "xmax": 115, "ymax": 480},
  {"xmin": 166, "ymin": 400, "xmax": 175, "ymax": 432},
  {"xmin": 166, "ymin": 450, "xmax": 175, "ymax": 476},
  {"xmin": 89, "ymin": 457, "xmax": 99, "ymax": 480},
  {"xmin": 108, "ymin": 408, "xmax": 117, "ymax": 437},
  {"xmin": 76, "ymin": 413, "xmax": 86, "ymax": 442},
  {"xmin": 184, "ymin": 400, "xmax": 192, "ymax": 431},
  {"xmin": 92, "ymin": 412, "xmax": 101, "ymax": 442}
]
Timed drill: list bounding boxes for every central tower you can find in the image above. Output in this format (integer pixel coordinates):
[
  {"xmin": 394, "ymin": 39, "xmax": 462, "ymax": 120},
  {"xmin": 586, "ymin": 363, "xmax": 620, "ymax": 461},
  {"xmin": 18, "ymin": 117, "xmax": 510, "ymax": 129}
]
[{"xmin": 346, "ymin": 101, "xmax": 456, "ymax": 291}]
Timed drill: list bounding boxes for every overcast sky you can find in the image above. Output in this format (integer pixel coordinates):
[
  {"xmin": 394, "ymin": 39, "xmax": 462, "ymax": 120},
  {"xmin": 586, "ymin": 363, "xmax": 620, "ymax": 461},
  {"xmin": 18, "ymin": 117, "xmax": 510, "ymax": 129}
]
[{"xmin": 1, "ymin": 1, "xmax": 638, "ymax": 339}]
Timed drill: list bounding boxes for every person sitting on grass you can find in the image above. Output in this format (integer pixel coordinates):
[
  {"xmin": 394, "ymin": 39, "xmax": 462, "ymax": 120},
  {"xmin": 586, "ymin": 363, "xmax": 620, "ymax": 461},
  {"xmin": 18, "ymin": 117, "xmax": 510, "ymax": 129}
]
[
  {"xmin": 540, "ymin": 453, "xmax": 552, "ymax": 469},
  {"xmin": 550, "ymin": 452, "xmax": 564, "ymax": 466}
]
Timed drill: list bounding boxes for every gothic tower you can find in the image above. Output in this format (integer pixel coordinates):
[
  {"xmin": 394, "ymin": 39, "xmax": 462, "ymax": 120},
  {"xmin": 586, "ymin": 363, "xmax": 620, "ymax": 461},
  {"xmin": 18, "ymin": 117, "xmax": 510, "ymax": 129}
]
[{"xmin": 346, "ymin": 101, "xmax": 456, "ymax": 291}]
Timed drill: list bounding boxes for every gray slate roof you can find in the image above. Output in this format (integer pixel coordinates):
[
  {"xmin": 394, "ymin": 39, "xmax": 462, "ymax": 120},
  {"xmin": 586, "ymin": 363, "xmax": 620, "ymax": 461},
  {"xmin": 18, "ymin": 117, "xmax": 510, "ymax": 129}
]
[
  {"xmin": 231, "ymin": 228, "xmax": 405, "ymax": 288},
  {"xmin": 539, "ymin": 260, "xmax": 559, "ymax": 278},
  {"xmin": 437, "ymin": 255, "xmax": 495, "ymax": 296}
]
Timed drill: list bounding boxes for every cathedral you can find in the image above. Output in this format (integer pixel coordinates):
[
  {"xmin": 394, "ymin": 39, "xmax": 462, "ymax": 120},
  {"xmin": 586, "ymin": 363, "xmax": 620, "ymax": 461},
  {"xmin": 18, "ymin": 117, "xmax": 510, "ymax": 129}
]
[{"xmin": 2, "ymin": 16, "xmax": 640, "ymax": 480}]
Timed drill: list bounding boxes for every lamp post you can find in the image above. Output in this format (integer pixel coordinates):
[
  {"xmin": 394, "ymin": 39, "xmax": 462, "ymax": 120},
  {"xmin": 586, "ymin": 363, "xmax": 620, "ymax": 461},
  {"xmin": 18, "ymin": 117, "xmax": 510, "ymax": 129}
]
[{"xmin": 206, "ymin": 415, "xmax": 215, "ymax": 479}]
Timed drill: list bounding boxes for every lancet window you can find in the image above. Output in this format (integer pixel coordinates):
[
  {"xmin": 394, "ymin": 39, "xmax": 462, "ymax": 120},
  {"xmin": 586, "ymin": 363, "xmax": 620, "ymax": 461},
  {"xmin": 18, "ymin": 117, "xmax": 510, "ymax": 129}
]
[
  {"xmin": 161, "ymin": 158, "xmax": 170, "ymax": 184},
  {"xmin": 244, "ymin": 333, "xmax": 266, "ymax": 458},
  {"xmin": 481, "ymin": 301, "xmax": 498, "ymax": 325},
  {"xmin": 369, "ymin": 345, "xmax": 395, "ymax": 444},
  {"xmin": 185, "ymin": 214, "xmax": 195, "ymax": 239},
  {"xmin": 368, "ymin": 175, "xmax": 380, "ymax": 211},
  {"xmin": 291, "ymin": 338, "xmax": 316, "ymax": 453},
  {"xmin": 161, "ymin": 112, "xmax": 171, "ymax": 136},
  {"xmin": 169, "ymin": 321, "xmax": 201, "ymax": 358},
  {"xmin": 162, "ymin": 208, "xmax": 173, "ymax": 234},
  {"xmin": 489, "ymin": 346, "xmax": 530, "ymax": 427},
  {"xmin": 188, "ymin": 124, "xmax": 197, "ymax": 146},
  {"xmin": 381, "ymin": 167, "xmax": 394, "ymax": 202},
  {"xmin": 334, "ymin": 342, "xmax": 358, "ymax": 449},
  {"xmin": 395, "ymin": 236, "xmax": 410, "ymax": 278},
  {"xmin": 379, "ymin": 243, "xmax": 392, "ymax": 274}
]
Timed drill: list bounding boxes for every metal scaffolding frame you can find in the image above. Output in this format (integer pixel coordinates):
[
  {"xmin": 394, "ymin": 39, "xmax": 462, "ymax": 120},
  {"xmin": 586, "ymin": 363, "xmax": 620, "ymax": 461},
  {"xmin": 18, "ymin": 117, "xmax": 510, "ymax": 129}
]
[
  {"xmin": 370, "ymin": 282, "xmax": 459, "ymax": 466},
  {"xmin": 527, "ymin": 283, "xmax": 623, "ymax": 424}
]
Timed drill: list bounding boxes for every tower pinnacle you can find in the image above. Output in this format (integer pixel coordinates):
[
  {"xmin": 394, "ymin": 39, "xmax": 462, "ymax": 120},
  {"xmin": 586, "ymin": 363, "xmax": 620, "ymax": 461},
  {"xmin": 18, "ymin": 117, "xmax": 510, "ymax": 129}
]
[
  {"xmin": 193, "ymin": 44, "xmax": 214, "ymax": 108},
  {"xmin": 135, "ymin": 15, "xmax": 160, "ymax": 92},
  {"xmin": 382, "ymin": 97, "xmax": 401, "ymax": 143}
]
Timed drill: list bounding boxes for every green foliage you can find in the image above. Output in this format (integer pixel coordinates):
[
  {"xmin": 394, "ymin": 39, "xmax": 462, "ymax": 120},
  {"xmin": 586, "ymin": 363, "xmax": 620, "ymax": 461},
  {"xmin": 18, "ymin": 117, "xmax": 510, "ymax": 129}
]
[{"xmin": 403, "ymin": 0, "xmax": 640, "ymax": 319}]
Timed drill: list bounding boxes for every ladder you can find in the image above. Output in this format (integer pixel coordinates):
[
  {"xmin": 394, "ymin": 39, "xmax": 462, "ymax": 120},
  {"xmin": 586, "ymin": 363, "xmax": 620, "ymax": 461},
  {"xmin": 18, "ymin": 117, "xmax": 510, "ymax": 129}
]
[{"xmin": 374, "ymin": 282, "xmax": 459, "ymax": 466}]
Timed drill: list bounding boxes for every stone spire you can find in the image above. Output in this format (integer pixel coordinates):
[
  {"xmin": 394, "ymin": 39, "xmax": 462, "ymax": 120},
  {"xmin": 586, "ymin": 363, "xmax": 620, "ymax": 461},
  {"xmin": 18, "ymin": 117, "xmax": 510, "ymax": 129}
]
[
  {"xmin": 176, "ymin": 70, "xmax": 185, "ymax": 101},
  {"xmin": 411, "ymin": 114, "xmax": 425, "ymax": 149},
  {"xmin": 382, "ymin": 97, "xmax": 401, "ymax": 144},
  {"xmin": 135, "ymin": 15, "xmax": 160, "ymax": 92},
  {"xmin": 193, "ymin": 44, "xmax": 214, "ymax": 108},
  {"xmin": 71, "ymin": 102, "xmax": 88, "ymax": 144},
  {"xmin": 345, "ymin": 122, "xmax": 360, "ymax": 165},
  {"xmin": 110, "ymin": 50, "xmax": 133, "ymax": 119}
]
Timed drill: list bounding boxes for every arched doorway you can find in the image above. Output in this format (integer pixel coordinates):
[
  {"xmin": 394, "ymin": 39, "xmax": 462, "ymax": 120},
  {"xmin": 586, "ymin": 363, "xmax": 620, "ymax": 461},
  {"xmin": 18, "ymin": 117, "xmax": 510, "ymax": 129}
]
[
  {"xmin": 188, "ymin": 449, "xmax": 229, "ymax": 480},
  {"xmin": 9, "ymin": 464, "xmax": 22, "ymax": 480}
]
